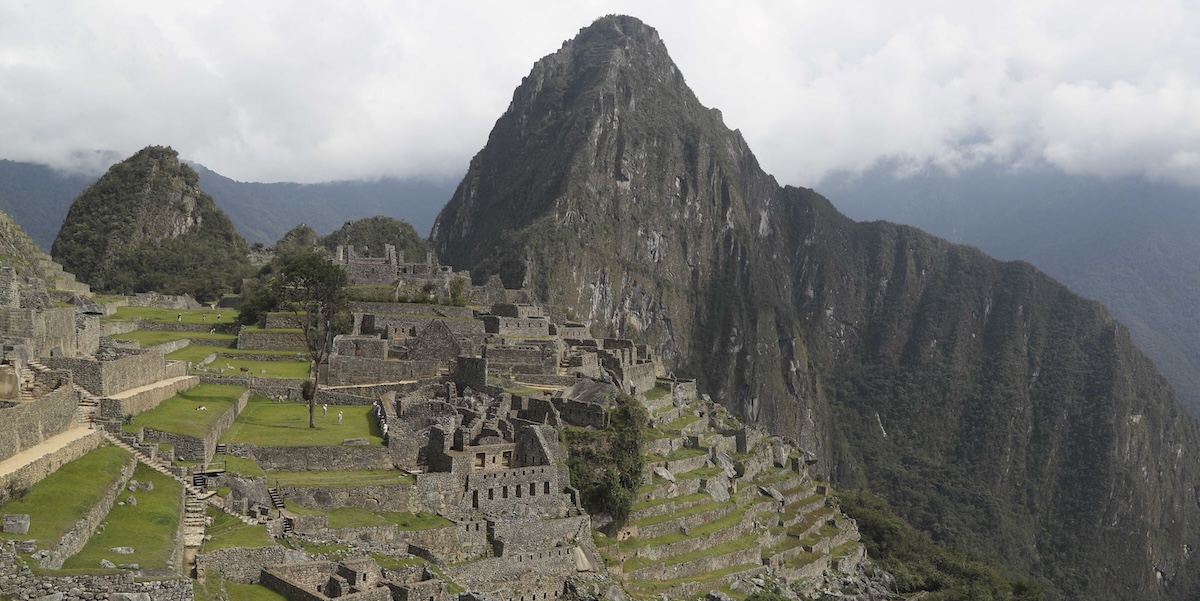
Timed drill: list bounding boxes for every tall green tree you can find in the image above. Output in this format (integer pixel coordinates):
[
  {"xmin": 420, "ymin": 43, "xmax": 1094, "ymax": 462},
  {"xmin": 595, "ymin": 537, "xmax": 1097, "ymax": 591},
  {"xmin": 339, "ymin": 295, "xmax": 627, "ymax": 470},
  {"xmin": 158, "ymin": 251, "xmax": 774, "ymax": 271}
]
[{"xmin": 273, "ymin": 251, "xmax": 349, "ymax": 428}]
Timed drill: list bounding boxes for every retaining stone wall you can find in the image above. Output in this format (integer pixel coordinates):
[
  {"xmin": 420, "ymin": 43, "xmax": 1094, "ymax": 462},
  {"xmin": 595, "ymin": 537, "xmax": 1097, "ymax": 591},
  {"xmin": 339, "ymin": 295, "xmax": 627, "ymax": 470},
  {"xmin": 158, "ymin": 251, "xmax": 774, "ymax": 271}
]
[
  {"xmin": 0, "ymin": 379, "xmax": 76, "ymax": 463},
  {"xmin": 231, "ymin": 445, "xmax": 392, "ymax": 471},
  {"xmin": 144, "ymin": 390, "xmax": 248, "ymax": 461},
  {"xmin": 636, "ymin": 503, "xmax": 736, "ymax": 539},
  {"xmin": 0, "ymin": 544, "xmax": 194, "ymax": 601},
  {"xmin": 351, "ymin": 303, "xmax": 474, "ymax": 319},
  {"xmin": 237, "ymin": 329, "xmax": 306, "ymax": 351},
  {"xmin": 491, "ymin": 515, "xmax": 589, "ymax": 555},
  {"xmin": 40, "ymin": 454, "xmax": 137, "ymax": 569},
  {"xmin": 197, "ymin": 545, "xmax": 306, "ymax": 583},
  {"xmin": 633, "ymin": 513, "xmax": 749, "ymax": 562},
  {"xmin": 399, "ymin": 522, "xmax": 489, "ymax": 563},
  {"xmin": 281, "ymin": 483, "xmax": 418, "ymax": 512},
  {"xmin": 0, "ymin": 430, "xmax": 101, "ymax": 505},
  {"xmin": 44, "ymin": 351, "xmax": 167, "ymax": 397},
  {"xmin": 627, "ymin": 543, "xmax": 759, "ymax": 582},
  {"xmin": 328, "ymin": 356, "xmax": 438, "ymax": 385},
  {"xmin": 101, "ymin": 320, "xmax": 140, "ymax": 337},
  {"xmin": 99, "ymin": 376, "xmax": 199, "ymax": 419}
]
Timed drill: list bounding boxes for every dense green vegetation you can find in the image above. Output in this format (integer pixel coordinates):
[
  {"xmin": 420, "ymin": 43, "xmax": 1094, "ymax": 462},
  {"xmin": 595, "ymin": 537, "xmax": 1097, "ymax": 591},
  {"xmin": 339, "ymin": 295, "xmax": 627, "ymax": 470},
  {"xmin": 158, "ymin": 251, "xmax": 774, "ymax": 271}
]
[
  {"xmin": 563, "ymin": 393, "xmax": 647, "ymax": 525},
  {"xmin": 321, "ymin": 215, "xmax": 431, "ymax": 261},
  {"xmin": 840, "ymin": 491, "xmax": 1045, "ymax": 601},
  {"xmin": 50, "ymin": 146, "xmax": 252, "ymax": 301}
]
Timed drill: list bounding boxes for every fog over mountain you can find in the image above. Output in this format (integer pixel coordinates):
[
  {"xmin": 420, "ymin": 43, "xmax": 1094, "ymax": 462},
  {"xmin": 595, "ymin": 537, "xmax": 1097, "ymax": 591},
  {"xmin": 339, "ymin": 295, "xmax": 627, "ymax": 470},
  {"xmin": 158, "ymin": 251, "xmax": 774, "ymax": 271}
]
[{"xmin": 1, "ymin": 1, "xmax": 1197, "ymax": 190}]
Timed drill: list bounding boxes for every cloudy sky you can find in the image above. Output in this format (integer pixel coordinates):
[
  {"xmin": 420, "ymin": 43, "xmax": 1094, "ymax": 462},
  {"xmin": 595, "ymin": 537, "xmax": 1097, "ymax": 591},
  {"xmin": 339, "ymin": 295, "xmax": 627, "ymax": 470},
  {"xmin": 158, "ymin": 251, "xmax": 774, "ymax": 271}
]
[{"xmin": 2, "ymin": 0, "xmax": 1197, "ymax": 188}]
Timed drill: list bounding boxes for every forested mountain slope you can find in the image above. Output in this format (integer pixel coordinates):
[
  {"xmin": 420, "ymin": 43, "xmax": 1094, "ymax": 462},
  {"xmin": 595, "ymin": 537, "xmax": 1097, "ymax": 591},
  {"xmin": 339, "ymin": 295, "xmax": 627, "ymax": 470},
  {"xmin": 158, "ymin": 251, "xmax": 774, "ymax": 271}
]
[{"xmin": 820, "ymin": 165, "xmax": 1200, "ymax": 417}]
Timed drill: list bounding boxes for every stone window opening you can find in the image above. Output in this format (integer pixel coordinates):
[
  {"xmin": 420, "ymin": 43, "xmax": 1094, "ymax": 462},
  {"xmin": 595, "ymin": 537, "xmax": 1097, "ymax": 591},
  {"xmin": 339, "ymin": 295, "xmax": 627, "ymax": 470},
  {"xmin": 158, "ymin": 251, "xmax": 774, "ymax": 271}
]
[
  {"xmin": 502, "ymin": 486, "xmax": 508, "ymax": 499},
  {"xmin": 529, "ymin": 482, "xmax": 536, "ymax": 496}
]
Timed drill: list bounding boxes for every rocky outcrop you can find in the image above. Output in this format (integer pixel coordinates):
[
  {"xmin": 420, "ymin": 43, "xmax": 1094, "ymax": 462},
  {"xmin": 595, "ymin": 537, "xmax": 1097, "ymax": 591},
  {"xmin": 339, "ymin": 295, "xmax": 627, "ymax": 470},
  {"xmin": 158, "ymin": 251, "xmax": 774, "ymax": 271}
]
[{"xmin": 430, "ymin": 15, "xmax": 1200, "ymax": 600}]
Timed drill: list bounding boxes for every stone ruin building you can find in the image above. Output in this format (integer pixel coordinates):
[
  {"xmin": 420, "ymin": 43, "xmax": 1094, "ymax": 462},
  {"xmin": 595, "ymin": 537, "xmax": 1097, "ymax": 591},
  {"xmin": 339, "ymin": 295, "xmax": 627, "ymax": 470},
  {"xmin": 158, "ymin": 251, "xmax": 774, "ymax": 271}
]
[{"xmin": 1, "ymin": 247, "xmax": 871, "ymax": 601}]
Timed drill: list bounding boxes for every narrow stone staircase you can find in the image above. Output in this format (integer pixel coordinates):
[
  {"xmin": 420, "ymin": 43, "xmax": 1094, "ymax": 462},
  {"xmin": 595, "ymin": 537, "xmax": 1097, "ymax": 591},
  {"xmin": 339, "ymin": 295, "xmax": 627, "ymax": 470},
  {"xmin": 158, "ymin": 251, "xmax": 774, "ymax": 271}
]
[{"xmin": 71, "ymin": 383, "xmax": 101, "ymax": 427}]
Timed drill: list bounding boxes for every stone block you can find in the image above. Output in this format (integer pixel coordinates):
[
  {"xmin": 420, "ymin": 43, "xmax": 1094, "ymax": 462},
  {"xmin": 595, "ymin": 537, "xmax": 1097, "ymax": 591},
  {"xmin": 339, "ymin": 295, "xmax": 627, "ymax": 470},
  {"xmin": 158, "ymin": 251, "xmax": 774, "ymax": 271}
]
[
  {"xmin": 3, "ymin": 513, "xmax": 30, "ymax": 534},
  {"xmin": 343, "ymin": 438, "xmax": 369, "ymax": 446},
  {"xmin": 15, "ymin": 539, "xmax": 37, "ymax": 553},
  {"xmin": 100, "ymin": 558, "xmax": 117, "ymax": 568},
  {"xmin": 110, "ymin": 546, "xmax": 135, "ymax": 554},
  {"xmin": 111, "ymin": 593, "xmax": 152, "ymax": 601}
]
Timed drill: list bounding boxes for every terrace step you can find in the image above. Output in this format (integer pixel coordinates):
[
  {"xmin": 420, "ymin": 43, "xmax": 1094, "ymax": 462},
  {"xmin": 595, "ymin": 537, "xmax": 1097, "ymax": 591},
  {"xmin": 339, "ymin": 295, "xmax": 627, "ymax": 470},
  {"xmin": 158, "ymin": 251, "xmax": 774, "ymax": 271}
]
[
  {"xmin": 268, "ymin": 487, "xmax": 285, "ymax": 510},
  {"xmin": 103, "ymin": 431, "xmax": 210, "ymax": 547}
]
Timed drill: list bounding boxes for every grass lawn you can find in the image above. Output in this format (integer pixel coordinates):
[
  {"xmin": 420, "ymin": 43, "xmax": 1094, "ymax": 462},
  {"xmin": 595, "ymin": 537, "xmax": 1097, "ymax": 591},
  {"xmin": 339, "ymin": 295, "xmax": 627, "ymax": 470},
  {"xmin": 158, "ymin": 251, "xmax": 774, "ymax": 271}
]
[
  {"xmin": 220, "ymin": 397, "xmax": 382, "ymax": 446},
  {"xmin": 112, "ymin": 330, "xmax": 236, "ymax": 347},
  {"xmin": 195, "ymin": 578, "xmax": 287, "ymax": 601},
  {"xmin": 217, "ymin": 454, "xmax": 266, "ymax": 478},
  {"xmin": 102, "ymin": 306, "xmax": 239, "ymax": 324},
  {"xmin": 0, "ymin": 446, "xmax": 131, "ymax": 546},
  {"xmin": 644, "ymin": 386, "xmax": 670, "ymax": 401},
  {"xmin": 283, "ymin": 503, "xmax": 451, "ymax": 530},
  {"xmin": 62, "ymin": 463, "xmax": 181, "ymax": 570},
  {"xmin": 124, "ymin": 384, "xmax": 246, "ymax": 437},
  {"xmin": 165, "ymin": 345, "xmax": 310, "ymax": 379},
  {"xmin": 266, "ymin": 470, "xmax": 414, "ymax": 487},
  {"xmin": 201, "ymin": 507, "xmax": 274, "ymax": 551}
]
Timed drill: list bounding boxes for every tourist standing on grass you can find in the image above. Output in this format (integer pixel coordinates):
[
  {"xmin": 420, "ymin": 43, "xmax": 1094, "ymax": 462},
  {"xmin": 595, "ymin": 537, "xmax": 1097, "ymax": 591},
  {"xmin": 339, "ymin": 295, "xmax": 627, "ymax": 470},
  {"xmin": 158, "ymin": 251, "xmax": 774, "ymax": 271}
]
[
  {"xmin": 323, "ymin": 403, "xmax": 328, "ymax": 417},
  {"xmin": 338, "ymin": 411, "xmax": 343, "ymax": 425}
]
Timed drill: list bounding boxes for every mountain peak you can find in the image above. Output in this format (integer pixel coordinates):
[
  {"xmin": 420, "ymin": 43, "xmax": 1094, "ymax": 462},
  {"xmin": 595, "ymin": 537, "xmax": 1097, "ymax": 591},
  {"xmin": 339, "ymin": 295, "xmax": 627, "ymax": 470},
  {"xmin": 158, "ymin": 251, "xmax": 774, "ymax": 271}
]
[
  {"xmin": 51, "ymin": 145, "xmax": 251, "ymax": 301},
  {"xmin": 432, "ymin": 17, "xmax": 1200, "ymax": 599}
]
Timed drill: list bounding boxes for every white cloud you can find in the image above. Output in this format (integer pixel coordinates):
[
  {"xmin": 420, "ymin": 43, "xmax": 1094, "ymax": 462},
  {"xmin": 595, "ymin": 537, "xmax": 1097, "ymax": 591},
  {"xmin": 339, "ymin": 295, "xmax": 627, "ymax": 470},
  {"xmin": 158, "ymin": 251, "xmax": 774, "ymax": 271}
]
[{"xmin": 0, "ymin": 0, "xmax": 1197, "ymax": 188}]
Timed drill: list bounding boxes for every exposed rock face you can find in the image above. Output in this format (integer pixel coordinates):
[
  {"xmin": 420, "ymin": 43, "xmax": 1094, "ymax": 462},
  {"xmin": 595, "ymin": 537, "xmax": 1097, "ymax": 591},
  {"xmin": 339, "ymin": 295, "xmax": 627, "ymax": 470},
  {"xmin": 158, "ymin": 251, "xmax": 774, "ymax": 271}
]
[
  {"xmin": 51, "ymin": 146, "xmax": 250, "ymax": 300},
  {"xmin": 432, "ymin": 15, "xmax": 1200, "ymax": 600}
]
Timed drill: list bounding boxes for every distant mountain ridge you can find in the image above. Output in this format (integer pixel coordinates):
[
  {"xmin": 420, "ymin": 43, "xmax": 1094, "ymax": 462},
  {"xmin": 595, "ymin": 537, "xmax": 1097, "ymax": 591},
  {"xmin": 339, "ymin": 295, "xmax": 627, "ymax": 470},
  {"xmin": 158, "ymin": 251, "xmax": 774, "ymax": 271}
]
[
  {"xmin": 0, "ymin": 158, "xmax": 455, "ymax": 250},
  {"xmin": 819, "ymin": 164, "xmax": 1200, "ymax": 416},
  {"xmin": 431, "ymin": 15, "xmax": 1200, "ymax": 599}
]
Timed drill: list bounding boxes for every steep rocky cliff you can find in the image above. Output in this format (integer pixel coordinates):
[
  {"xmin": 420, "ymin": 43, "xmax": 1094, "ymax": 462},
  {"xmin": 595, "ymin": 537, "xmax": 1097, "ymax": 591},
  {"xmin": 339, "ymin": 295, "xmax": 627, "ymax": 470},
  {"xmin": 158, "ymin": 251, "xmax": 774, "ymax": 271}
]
[
  {"xmin": 51, "ymin": 146, "xmax": 251, "ymax": 301},
  {"xmin": 432, "ymin": 15, "xmax": 1200, "ymax": 600}
]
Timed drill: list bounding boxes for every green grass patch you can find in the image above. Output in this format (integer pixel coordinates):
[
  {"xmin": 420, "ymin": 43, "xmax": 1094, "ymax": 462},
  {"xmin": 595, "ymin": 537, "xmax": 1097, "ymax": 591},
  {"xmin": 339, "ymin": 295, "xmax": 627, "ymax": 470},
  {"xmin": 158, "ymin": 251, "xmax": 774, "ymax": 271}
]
[
  {"xmin": 217, "ymin": 454, "xmax": 265, "ymax": 478},
  {"xmin": 62, "ymin": 464, "xmax": 181, "ymax": 570},
  {"xmin": 663, "ymin": 413, "xmax": 701, "ymax": 431},
  {"xmin": 0, "ymin": 446, "xmax": 131, "ymax": 545},
  {"xmin": 102, "ymin": 306, "xmax": 239, "ymax": 324},
  {"xmin": 220, "ymin": 396, "xmax": 382, "ymax": 446},
  {"xmin": 267, "ymin": 470, "xmax": 414, "ymax": 488},
  {"xmin": 123, "ymin": 383, "xmax": 245, "ymax": 437},
  {"xmin": 676, "ymin": 466, "xmax": 723, "ymax": 480},
  {"xmin": 632, "ymin": 500, "xmax": 729, "ymax": 528},
  {"xmin": 195, "ymin": 578, "xmax": 288, "ymax": 601},
  {"xmin": 283, "ymin": 503, "xmax": 451, "ymax": 530},
  {"xmin": 201, "ymin": 507, "xmax": 274, "ymax": 551},
  {"xmin": 166, "ymin": 345, "xmax": 310, "ymax": 378},
  {"xmin": 644, "ymin": 387, "xmax": 669, "ymax": 401},
  {"xmin": 623, "ymin": 533, "xmax": 760, "ymax": 572},
  {"xmin": 624, "ymin": 563, "xmax": 760, "ymax": 597},
  {"xmin": 621, "ymin": 506, "xmax": 746, "ymax": 552},
  {"xmin": 112, "ymin": 329, "xmax": 236, "ymax": 346},
  {"xmin": 631, "ymin": 492, "xmax": 709, "ymax": 513}
]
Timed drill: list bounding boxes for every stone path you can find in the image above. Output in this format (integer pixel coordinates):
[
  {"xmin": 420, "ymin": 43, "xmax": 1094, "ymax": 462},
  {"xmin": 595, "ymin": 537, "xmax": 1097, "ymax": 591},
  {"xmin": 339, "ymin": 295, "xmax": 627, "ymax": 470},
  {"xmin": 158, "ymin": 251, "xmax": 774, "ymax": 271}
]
[{"xmin": 0, "ymin": 426, "xmax": 97, "ymax": 482}]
